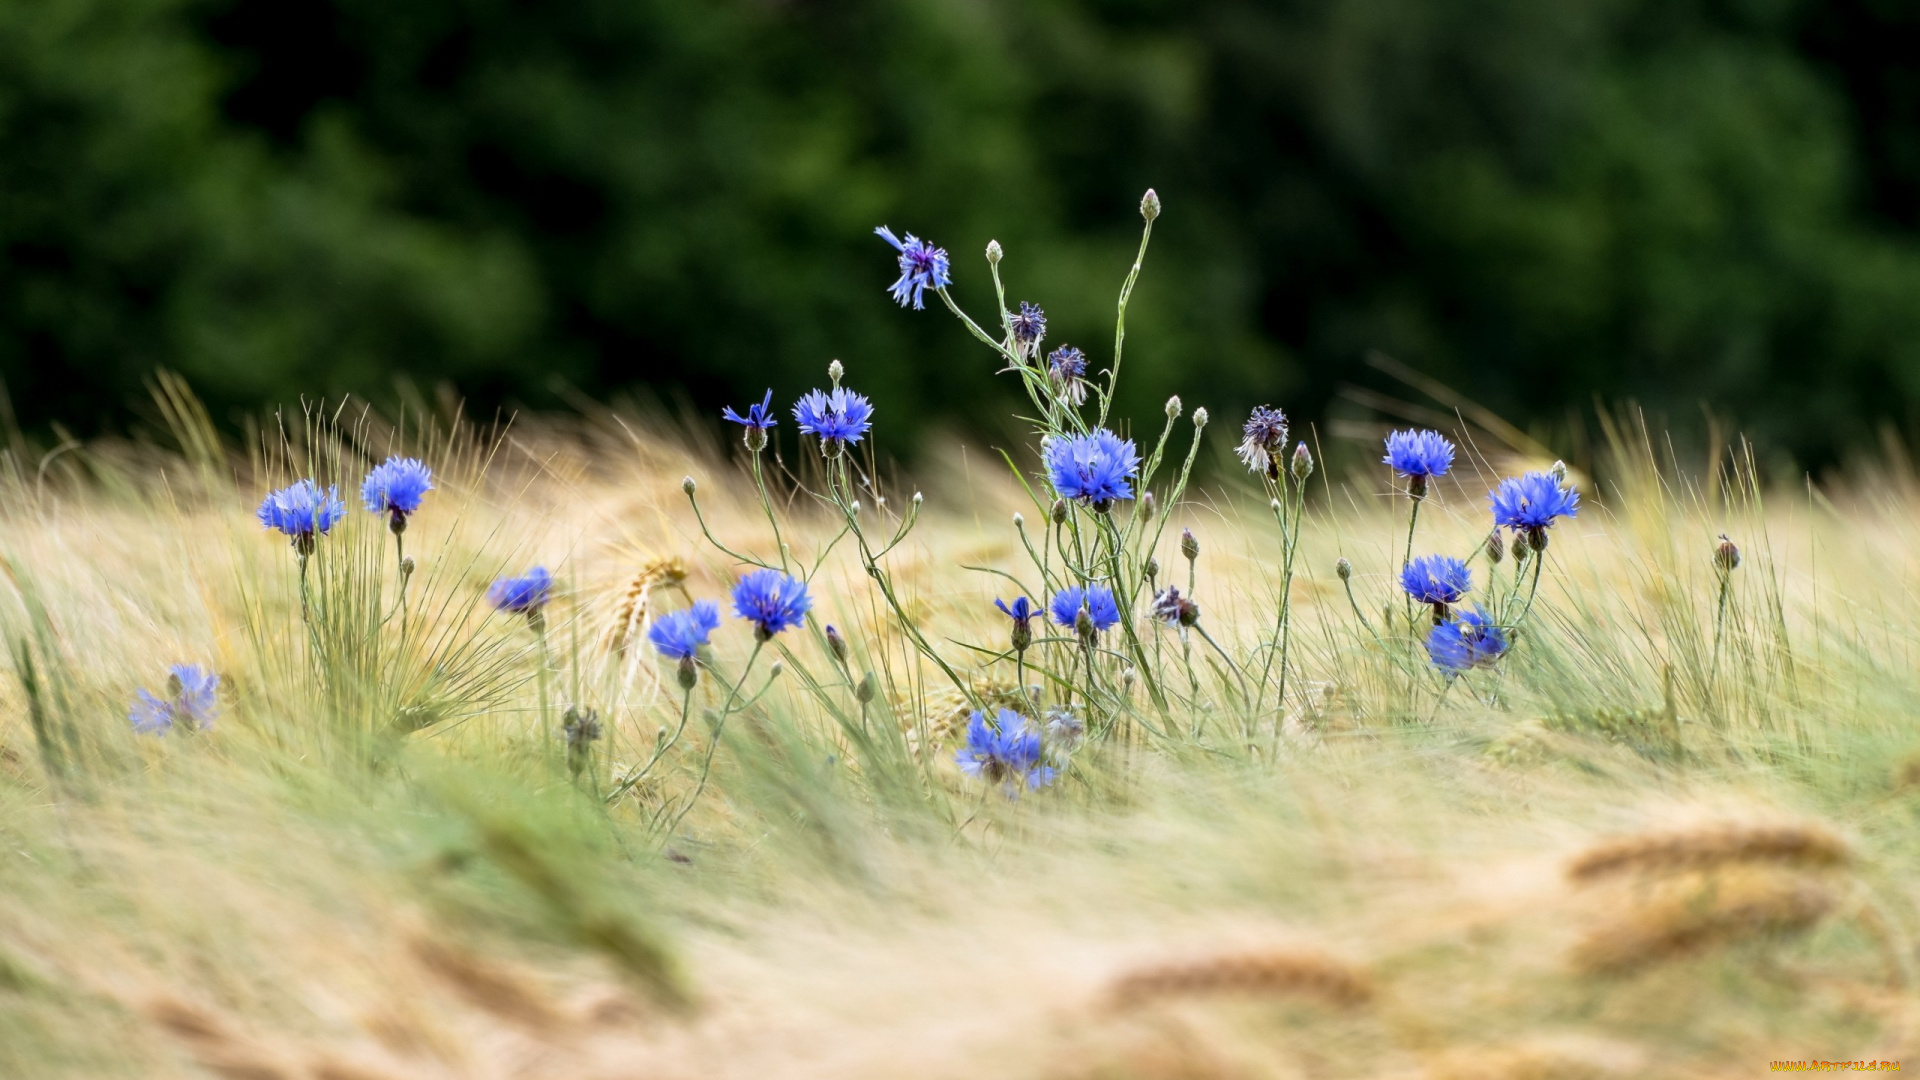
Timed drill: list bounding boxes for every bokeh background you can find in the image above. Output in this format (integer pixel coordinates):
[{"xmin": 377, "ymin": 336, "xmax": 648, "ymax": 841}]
[{"xmin": 4, "ymin": 0, "xmax": 1918, "ymax": 463}]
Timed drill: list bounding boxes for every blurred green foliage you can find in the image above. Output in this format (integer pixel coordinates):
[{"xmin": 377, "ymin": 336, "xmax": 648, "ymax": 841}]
[{"xmin": 1, "ymin": 0, "xmax": 1917, "ymax": 459}]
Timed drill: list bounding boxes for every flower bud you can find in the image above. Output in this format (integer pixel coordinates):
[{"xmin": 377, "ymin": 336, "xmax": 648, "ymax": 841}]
[
  {"xmin": 389, "ymin": 509, "xmax": 409, "ymax": 536},
  {"xmin": 745, "ymin": 425, "xmax": 768, "ymax": 453},
  {"xmin": 1011, "ymin": 618, "xmax": 1032, "ymax": 655},
  {"xmin": 1121, "ymin": 667, "xmax": 1137, "ymax": 693},
  {"xmin": 769, "ymin": 660, "xmax": 785, "ymax": 679},
  {"xmin": 986, "ymin": 239, "xmax": 1003, "ymax": 266},
  {"xmin": 1512, "ymin": 529, "xmax": 1532, "ymax": 562},
  {"xmin": 825, "ymin": 624, "xmax": 849, "ymax": 665},
  {"xmin": 1012, "ymin": 512, "xmax": 1025, "ymax": 529},
  {"xmin": 681, "ymin": 476, "xmax": 697, "ymax": 497},
  {"xmin": 399, "ymin": 555, "xmax": 416, "ymax": 577},
  {"xmin": 1140, "ymin": 188, "xmax": 1161, "ymax": 222},
  {"xmin": 1140, "ymin": 491, "xmax": 1155, "ymax": 520},
  {"xmin": 1485, "ymin": 529, "xmax": 1505, "ymax": 565},
  {"xmin": 1549, "ymin": 459, "xmax": 1569, "ymax": 484},
  {"xmin": 912, "ymin": 491, "xmax": 924, "ymax": 507},
  {"xmin": 1144, "ymin": 555, "xmax": 1160, "ymax": 581},
  {"xmin": 677, "ymin": 655, "xmax": 698, "ymax": 690},
  {"xmin": 1074, "ymin": 605, "xmax": 1096, "ymax": 642},
  {"xmin": 1407, "ymin": 474, "xmax": 1429, "ymax": 501},
  {"xmin": 1335, "ymin": 557, "xmax": 1352, "ymax": 582},
  {"xmin": 1051, "ymin": 499, "xmax": 1068, "ymax": 525},
  {"xmin": 850, "ymin": 500, "xmax": 861, "ymax": 516},
  {"xmin": 1270, "ymin": 497, "xmax": 1281, "ymax": 513},
  {"xmin": 1191, "ymin": 407, "xmax": 1209, "ymax": 429},
  {"xmin": 1714, "ymin": 534, "xmax": 1741, "ymax": 573},
  {"xmin": 1291, "ymin": 442, "xmax": 1314, "ymax": 482},
  {"xmin": 828, "ymin": 359, "xmax": 844, "ymax": 387},
  {"xmin": 1165, "ymin": 396, "xmax": 1182, "ymax": 419},
  {"xmin": 855, "ymin": 671, "xmax": 876, "ymax": 704},
  {"xmin": 1180, "ymin": 528, "xmax": 1199, "ymax": 563}
]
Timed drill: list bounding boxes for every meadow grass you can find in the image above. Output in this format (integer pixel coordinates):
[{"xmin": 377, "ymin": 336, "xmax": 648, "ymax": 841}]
[{"xmin": 0, "ymin": 381, "xmax": 1913, "ymax": 1079}]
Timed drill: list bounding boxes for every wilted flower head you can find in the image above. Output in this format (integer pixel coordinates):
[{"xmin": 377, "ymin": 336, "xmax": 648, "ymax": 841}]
[
  {"xmin": 648, "ymin": 601, "xmax": 722, "ymax": 660},
  {"xmin": 488, "ymin": 567, "xmax": 554, "ymax": 617},
  {"xmin": 1490, "ymin": 471, "xmax": 1580, "ymax": 550},
  {"xmin": 956, "ymin": 708, "xmax": 1055, "ymax": 793},
  {"xmin": 1044, "ymin": 705, "xmax": 1086, "ymax": 752},
  {"xmin": 793, "ymin": 386, "xmax": 875, "ymax": 453},
  {"xmin": 1047, "ymin": 346, "xmax": 1088, "ymax": 405},
  {"xmin": 1151, "ymin": 586, "xmax": 1200, "ymax": 628},
  {"xmin": 1400, "ymin": 555, "xmax": 1471, "ymax": 610},
  {"xmin": 1714, "ymin": 533, "xmax": 1741, "ymax": 573},
  {"xmin": 563, "ymin": 707, "xmax": 602, "ymax": 748},
  {"xmin": 128, "ymin": 664, "xmax": 220, "ymax": 735},
  {"xmin": 1010, "ymin": 302, "xmax": 1047, "ymax": 359},
  {"xmin": 1426, "ymin": 606, "xmax": 1510, "ymax": 674},
  {"xmin": 1237, "ymin": 406, "xmax": 1290, "ymax": 477},
  {"xmin": 731, "ymin": 569, "xmax": 811, "ymax": 640},
  {"xmin": 875, "ymin": 226, "xmax": 952, "ymax": 309},
  {"xmin": 1047, "ymin": 429, "xmax": 1140, "ymax": 509},
  {"xmin": 257, "ymin": 479, "xmax": 346, "ymax": 553},
  {"xmin": 1050, "ymin": 584, "xmax": 1121, "ymax": 633},
  {"xmin": 723, "ymin": 390, "xmax": 779, "ymax": 450},
  {"xmin": 360, "ymin": 457, "xmax": 434, "ymax": 532}
]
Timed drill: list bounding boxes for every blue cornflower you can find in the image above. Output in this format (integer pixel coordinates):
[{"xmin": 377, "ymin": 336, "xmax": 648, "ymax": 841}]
[
  {"xmin": 876, "ymin": 226, "xmax": 952, "ymax": 310},
  {"xmin": 1237, "ymin": 406, "xmax": 1291, "ymax": 477},
  {"xmin": 1490, "ymin": 470, "xmax": 1581, "ymax": 551},
  {"xmin": 1426, "ymin": 606, "xmax": 1510, "ymax": 675},
  {"xmin": 1047, "ymin": 429, "xmax": 1139, "ymax": 509},
  {"xmin": 723, "ymin": 390, "xmax": 778, "ymax": 451},
  {"xmin": 361, "ymin": 457, "xmax": 434, "ymax": 533},
  {"xmin": 1050, "ymin": 584, "xmax": 1122, "ymax": 634},
  {"xmin": 996, "ymin": 596, "xmax": 1037, "ymax": 653},
  {"xmin": 1383, "ymin": 430, "xmax": 1456, "ymax": 478},
  {"xmin": 648, "ymin": 601, "xmax": 721, "ymax": 660},
  {"xmin": 128, "ymin": 664, "xmax": 220, "ymax": 735},
  {"xmin": 1047, "ymin": 346, "xmax": 1088, "ymax": 406},
  {"xmin": 1010, "ymin": 301, "xmax": 1047, "ymax": 360},
  {"xmin": 956, "ymin": 708, "xmax": 1056, "ymax": 793},
  {"xmin": 488, "ymin": 567, "xmax": 553, "ymax": 620},
  {"xmin": 1401, "ymin": 555, "xmax": 1472, "ymax": 616},
  {"xmin": 732, "ymin": 569, "xmax": 811, "ymax": 640},
  {"xmin": 793, "ymin": 387, "xmax": 875, "ymax": 454},
  {"xmin": 257, "ymin": 479, "xmax": 346, "ymax": 553}
]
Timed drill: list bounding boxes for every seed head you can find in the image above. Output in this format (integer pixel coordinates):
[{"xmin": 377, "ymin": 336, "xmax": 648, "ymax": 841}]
[{"xmin": 1140, "ymin": 188, "xmax": 1161, "ymax": 222}]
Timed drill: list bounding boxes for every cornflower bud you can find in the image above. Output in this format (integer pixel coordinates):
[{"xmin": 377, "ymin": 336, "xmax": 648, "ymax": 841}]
[
  {"xmin": 1335, "ymin": 557, "xmax": 1352, "ymax": 582},
  {"xmin": 1291, "ymin": 442, "xmax": 1314, "ymax": 482},
  {"xmin": 769, "ymin": 660, "xmax": 785, "ymax": 679},
  {"xmin": 825, "ymin": 624, "xmax": 849, "ymax": 665},
  {"xmin": 1141, "ymin": 491, "xmax": 1156, "ymax": 520},
  {"xmin": 1191, "ymin": 407, "xmax": 1209, "ymax": 429},
  {"xmin": 1485, "ymin": 529, "xmax": 1505, "ymax": 565},
  {"xmin": 1181, "ymin": 527, "xmax": 1199, "ymax": 563},
  {"xmin": 1144, "ymin": 555, "xmax": 1160, "ymax": 581},
  {"xmin": 1013, "ymin": 512, "xmax": 1025, "ymax": 529},
  {"xmin": 855, "ymin": 672, "xmax": 876, "ymax": 704},
  {"xmin": 676, "ymin": 655, "xmax": 698, "ymax": 690},
  {"xmin": 400, "ymin": 555, "xmax": 416, "ymax": 578},
  {"xmin": 911, "ymin": 491, "xmax": 924, "ymax": 507},
  {"xmin": 681, "ymin": 476, "xmax": 696, "ymax": 497},
  {"xmin": 850, "ymin": 500, "xmax": 861, "ymax": 516},
  {"xmin": 1051, "ymin": 499, "xmax": 1069, "ymax": 525},
  {"xmin": 1074, "ymin": 604, "xmax": 1096, "ymax": 643},
  {"xmin": 1714, "ymin": 534, "xmax": 1741, "ymax": 573},
  {"xmin": 828, "ymin": 359, "xmax": 844, "ymax": 387},
  {"xmin": 986, "ymin": 239, "xmax": 1003, "ymax": 266},
  {"xmin": 1549, "ymin": 459, "xmax": 1569, "ymax": 484},
  {"xmin": 1165, "ymin": 396, "xmax": 1182, "ymax": 420},
  {"xmin": 1141, "ymin": 188, "xmax": 1161, "ymax": 222}
]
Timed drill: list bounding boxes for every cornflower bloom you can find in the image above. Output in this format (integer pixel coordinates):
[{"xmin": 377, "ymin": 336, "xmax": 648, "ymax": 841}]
[
  {"xmin": 1490, "ymin": 471, "xmax": 1581, "ymax": 552},
  {"xmin": 1047, "ymin": 346, "xmax": 1088, "ymax": 406},
  {"xmin": 360, "ymin": 457, "xmax": 434, "ymax": 535},
  {"xmin": 1009, "ymin": 301, "xmax": 1046, "ymax": 360},
  {"xmin": 1383, "ymin": 430, "xmax": 1456, "ymax": 499},
  {"xmin": 722, "ymin": 390, "xmax": 779, "ymax": 451},
  {"xmin": 995, "ymin": 596, "xmax": 1037, "ymax": 654},
  {"xmin": 793, "ymin": 386, "xmax": 875, "ymax": 455},
  {"xmin": 1237, "ymin": 406, "xmax": 1290, "ymax": 478},
  {"xmin": 875, "ymin": 226, "xmax": 952, "ymax": 309},
  {"xmin": 1047, "ymin": 428, "xmax": 1139, "ymax": 511},
  {"xmin": 257, "ymin": 479, "xmax": 346, "ymax": 555},
  {"xmin": 128, "ymin": 664, "xmax": 220, "ymax": 735},
  {"xmin": 1400, "ymin": 554, "xmax": 1472, "ymax": 623},
  {"xmin": 488, "ymin": 567, "xmax": 554, "ymax": 628},
  {"xmin": 732, "ymin": 569, "xmax": 811, "ymax": 640},
  {"xmin": 956, "ymin": 708, "xmax": 1056, "ymax": 793},
  {"xmin": 648, "ymin": 601, "xmax": 721, "ymax": 660},
  {"xmin": 1426, "ymin": 606, "xmax": 1510, "ymax": 674},
  {"xmin": 1050, "ymin": 584, "xmax": 1121, "ymax": 635}
]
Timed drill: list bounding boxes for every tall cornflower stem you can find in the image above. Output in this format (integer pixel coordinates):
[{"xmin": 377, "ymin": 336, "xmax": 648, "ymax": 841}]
[
  {"xmin": 605, "ymin": 682, "xmax": 696, "ymax": 805},
  {"xmin": 750, "ymin": 452, "xmax": 792, "ymax": 572},
  {"xmin": 685, "ymin": 485, "xmax": 781, "ymax": 572},
  {"xmin": 533, "ymin": 618, "xmax": 554, "ymax": 761},
  {"xmin": 660, "ymin": 641, "xmax": 764, "ymax": 838},
  {"xmin": 828, "ymin": 459, "xmax": 975, "ymax": 705},
  {"xmin": 935, "ymin": 287, "xmax": 1082, "ymax": 435},
  {"xmin": 297, "ymin": 551, "xmax": 313, "ymax": 625},
  {"xmin": 1399, "ymin": 496, "xmax": 1423, "ymax": 626},
  {"xmin": 1095, "ymin": 513, "xmax": 1169, "ymax": 712},
  {"xmin": 1097, "ymin": 209, "xmax": 1156, "ymax": 429},
  {"xmin": 1710, "ymin": 567, "xmax": 1735, "ymax": 688},
  {"xmin": 1138, "ymin": 417, "xmax": 1209, "ymax": 572},
  {"xmin": 1257, "ymin": 479, "xmax": 1308, "ymax": 726}
]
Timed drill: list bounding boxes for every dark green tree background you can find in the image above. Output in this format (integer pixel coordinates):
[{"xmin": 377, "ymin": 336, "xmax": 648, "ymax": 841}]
[{"xmin": 2, "ymin": 0, "xmax": 1917, "ymax": 460}]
